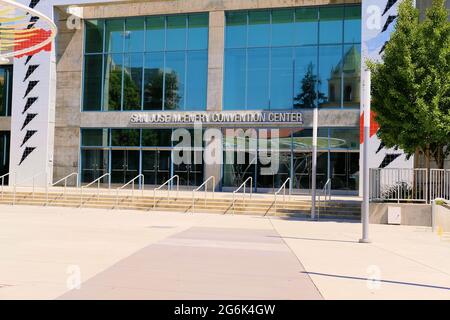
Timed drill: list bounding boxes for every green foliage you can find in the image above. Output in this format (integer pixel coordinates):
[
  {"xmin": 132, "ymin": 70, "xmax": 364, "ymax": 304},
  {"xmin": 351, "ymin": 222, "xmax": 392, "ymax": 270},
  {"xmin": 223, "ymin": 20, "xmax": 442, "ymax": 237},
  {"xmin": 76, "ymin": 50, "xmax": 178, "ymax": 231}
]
[
  {"xmin": 293, "ymin": 63, "xmax": 327, "ymax": 108},
  {"xmin": 368, "ymin": 0, "xmax": 450, "ymax": 168}
]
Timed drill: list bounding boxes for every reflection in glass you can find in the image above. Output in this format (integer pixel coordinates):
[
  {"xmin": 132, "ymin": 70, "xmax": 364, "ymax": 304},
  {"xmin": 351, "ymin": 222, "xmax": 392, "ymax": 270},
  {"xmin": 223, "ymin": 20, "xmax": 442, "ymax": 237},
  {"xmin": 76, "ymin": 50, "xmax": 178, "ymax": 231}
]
[
  {"xmin": 186, "ymin": 51, "xmax": 207, "ymax": 110},
  {"xmin": 81, "ymin": 129, "xmax": 109, "ymax": 147},
  {"xmin": 223, "ymin": 49, "xmax": 246, "ymax": 110},
  {"xmin": 146, "ymin": 16, "xmax": 165, "ymax": 52},
  {"xmin": 270, "ymin": 47, "xmax": 293, "ymax": 109},
  {"xmin": 103, "ymin": 54, "xmax": 123, "ymax": 111},
  {"xmin": 83, "ymin": 55, "xmax": 103, "ymax": 111},
  {"xmin": 0, "ymin": 131, "xmax": 10, "ymax": 183},
  {"xmin": 166, "ymin": 15, "xmax": 187, "ymax": 51},
  {"xmin": 248, "ymin": 10, "xmax": 270, "ymax": 48},
  {"xmin": 318, "ymin": 45, "xmax": 342, "ymax": 108},
  {"xmin": 142, "ymin": 129, "xmax": 172, "ymax": 146},
  {"xmin": 143, "ymin": 52, "xmax": 164, "ymax": 110},
  {"xmin": 81, "ymin": 149, "xmax": 109, "ymax": 183},
  {"xmin": 342, "ymin": 44, "xmax": 361, "ymax": 108},
  {"xmin": 105, "ymin": 19, "xmax": 124, "ymax": 53},
  {"xmin": 125, "ymin": 17, "xmax": 144, "ymax": 53},
  {"xmin": 247, "ymin": 48, "xmax": 269, "ymax": 109},
  {"xmin": 295, "ymin": 8, "xmax": 318, "ymax": 45},
  {"xmin": 123, "ymin": 53, "xmax": 143, "ymax": 110},
  {"xmin": 85, "ymin": 20, "xmax": 104, "ymax": 53},
  {"xmin": 111, "ymin": 150, "xmax": 140, "ymax": 184},
  {"xmin": 164, "ymin": 51, "xmax": 185, "ymax": 110},
  {"xmin": 344, "ymin": 5, "xmax": 361, "ymax": 44},
  {"xmin": 111, "ymin": 129, "xmax": 140, "ymax": 146},
  {"xmin": 0, "ymin": 66, "xmax": 12, "ymax": 116},
  {"xmin": 293, "ymin": 46, "xmax": 322, "ymax": 109},
  {"xmin": 319, "ymin": 6, "xmax": 344, "ymax": 44}
]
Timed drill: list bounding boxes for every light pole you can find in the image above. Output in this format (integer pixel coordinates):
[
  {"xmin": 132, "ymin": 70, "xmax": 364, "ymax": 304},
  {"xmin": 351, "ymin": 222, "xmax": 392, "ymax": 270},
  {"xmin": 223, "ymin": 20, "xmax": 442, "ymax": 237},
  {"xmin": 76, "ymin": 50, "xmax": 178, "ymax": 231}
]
[
  {"xmin": 360, "ymin": 68, "xmax": 371, "ymax": 243},
  {"xmin": 311, "ymin": 106, "xmax": 318, "ymax": 220}
]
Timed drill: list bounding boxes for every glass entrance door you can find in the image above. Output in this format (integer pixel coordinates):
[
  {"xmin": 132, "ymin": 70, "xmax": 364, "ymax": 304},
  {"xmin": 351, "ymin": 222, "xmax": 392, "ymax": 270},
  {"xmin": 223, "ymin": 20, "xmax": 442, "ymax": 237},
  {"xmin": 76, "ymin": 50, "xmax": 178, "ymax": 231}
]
[
  {"xmin": 142, "ymin": 150, "xmax": 171, "ymax": 187},
  {"xmin": 111, "ymin": 150, "xmax": 140, "ymax": 184},
  {"xmin": 81, "ymin": 149, "xmax": 109, "ymax": 183},
  {"xmin": 173, "ymin": 151, "xmax": 204, "ymax": 187}
]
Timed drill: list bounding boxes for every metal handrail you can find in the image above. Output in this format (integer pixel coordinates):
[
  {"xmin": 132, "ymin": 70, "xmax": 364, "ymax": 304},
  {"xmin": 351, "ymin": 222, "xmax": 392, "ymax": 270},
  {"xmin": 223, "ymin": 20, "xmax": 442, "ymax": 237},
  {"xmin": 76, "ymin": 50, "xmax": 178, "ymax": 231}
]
[
  {"xmin": 116, "ymin": 174, "xmax": 144, "ymax": 205},
  {"xmin": 317, "ymin": 178, "xmax": 331, "ymax": 220},
  {"xmin": 192, "ymin": 176, "xmax": 215, "ymax": 214},
  {"xmin": 46, "ymin": 172, "xmax": 79, "ymax": 204},
  {"xmin": 232, "ymin": 177, "xmax": 253, "ymax": 215},
  {"xmin": 274, "ymin": 178, "xmax": 291, "ymax": 215},
  {"xmin": 13, "ymin": 171, "xmax": 47, "ymax": 204},
  {"xmin": 1, "ymin": 172, "xmax": 10, "ymax": 199},
  {"xmin": 153, "ymin": 175, "xmax": 179, "ymax": 209},
  {"xmin": 80, "ymin": 173, "xmax": 110, "ymax": 207}
]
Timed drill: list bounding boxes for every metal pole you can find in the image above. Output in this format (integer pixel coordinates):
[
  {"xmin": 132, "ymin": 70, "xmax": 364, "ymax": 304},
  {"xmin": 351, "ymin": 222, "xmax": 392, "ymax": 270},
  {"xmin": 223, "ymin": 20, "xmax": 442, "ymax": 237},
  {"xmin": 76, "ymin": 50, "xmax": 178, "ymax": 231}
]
[
  {"xmin": 360, "ymin": 68, "xmax": 371, "ymax": 243},
  {"xmin": 311, "ymin": 106, "xmax": 318, "ymax": 219}
]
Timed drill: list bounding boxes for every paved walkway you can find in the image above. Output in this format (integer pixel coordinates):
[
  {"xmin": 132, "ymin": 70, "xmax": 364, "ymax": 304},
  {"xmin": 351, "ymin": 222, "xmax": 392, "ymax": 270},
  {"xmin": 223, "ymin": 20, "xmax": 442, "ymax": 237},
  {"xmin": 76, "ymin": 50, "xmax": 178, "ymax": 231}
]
[{"xmin": 0, "ymin": 205, "xmax": 449, "ymax": 299}]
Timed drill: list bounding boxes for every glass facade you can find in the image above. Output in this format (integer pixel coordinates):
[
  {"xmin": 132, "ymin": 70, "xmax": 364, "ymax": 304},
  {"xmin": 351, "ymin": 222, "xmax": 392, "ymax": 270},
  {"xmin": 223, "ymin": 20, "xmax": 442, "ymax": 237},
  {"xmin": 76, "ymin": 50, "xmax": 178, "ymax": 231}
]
[
  {"xmin": 222, "ymin": 127, "xmax": 359, "ymax": 191},
  {"xmin": 223, "ymin": 5, "xmax": 361, "ymax": 110},
  {"xmin": 80, "ymin": 128, "xmax": 204, "ymax": 187},
  {"xmin": 0, "ymin": 66, "xmax": 13, "ymax": 117},
  {"xmin": 83, "ymin": 14, "xmax": 209, "ymax": 111}
]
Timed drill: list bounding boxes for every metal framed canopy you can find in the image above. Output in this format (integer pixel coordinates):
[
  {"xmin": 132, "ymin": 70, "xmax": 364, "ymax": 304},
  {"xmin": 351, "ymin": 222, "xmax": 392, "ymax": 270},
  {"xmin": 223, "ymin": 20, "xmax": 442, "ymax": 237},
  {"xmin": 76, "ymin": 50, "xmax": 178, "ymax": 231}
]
[{"xmin": 0, "ymin": 0, "xmax": 57, "ymax": 62}]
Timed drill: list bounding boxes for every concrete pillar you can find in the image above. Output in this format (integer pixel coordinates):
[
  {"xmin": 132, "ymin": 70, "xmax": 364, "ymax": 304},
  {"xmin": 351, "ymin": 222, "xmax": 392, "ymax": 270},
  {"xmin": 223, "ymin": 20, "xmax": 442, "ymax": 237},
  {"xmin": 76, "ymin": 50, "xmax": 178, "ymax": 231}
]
[{"xmin": 206, "ymin": 10, "xmax": 224, "ymax": 112}]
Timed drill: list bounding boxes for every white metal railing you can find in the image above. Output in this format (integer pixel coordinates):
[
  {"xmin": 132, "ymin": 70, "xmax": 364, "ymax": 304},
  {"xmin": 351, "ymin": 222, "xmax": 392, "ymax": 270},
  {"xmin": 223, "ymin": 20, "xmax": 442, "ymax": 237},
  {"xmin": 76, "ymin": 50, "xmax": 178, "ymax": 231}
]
[
  {"xmin": 13, "ymin": 171, "xmax": 47, "ymax": 204},
  {"xmin": 0, "ymin": 172, "xmax": 9, "ymax": 199},
  {"xmin": 153, "ymin": 175, "xmax": 179, "ymax": 209},
  {"xmin": 232, "ymin": 177, "xmax": 252, "ymax": 215},
  {"xmin": 273, "ymin": 178, "xmax": 291, "ymax": 215},
  {"xmin": 430, "ymin": 169, "xmax": 450, "ymax": 201},
  {"xmin": 116, "ymin": 174, "xmax": 144, "ymax": 205},
  {"xmin": 80, "ymin": 173, "xmax": 110, "ymax": 207},
  {"xmin": 370, "ymin": 168, "xmax": 428, "ymax": 203},
  {"xmin": 317, "ymin": 178, "xmax": 332, "ymax": 220},
  {"xmin": 192, "ymin": 176, "xmax": 215, "ymax": 214},
  {"xmin": 46, "ymin": 172, "xmax": 79, "ymax": 204}
]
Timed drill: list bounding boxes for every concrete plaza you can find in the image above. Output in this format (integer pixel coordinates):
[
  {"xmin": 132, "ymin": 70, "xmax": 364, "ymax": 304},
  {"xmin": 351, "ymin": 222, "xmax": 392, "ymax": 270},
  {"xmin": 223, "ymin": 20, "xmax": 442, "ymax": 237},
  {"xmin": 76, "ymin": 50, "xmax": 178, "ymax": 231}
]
[{"xmin": 0, "ymin": 205, "xmax": 450, "ymax": 300}]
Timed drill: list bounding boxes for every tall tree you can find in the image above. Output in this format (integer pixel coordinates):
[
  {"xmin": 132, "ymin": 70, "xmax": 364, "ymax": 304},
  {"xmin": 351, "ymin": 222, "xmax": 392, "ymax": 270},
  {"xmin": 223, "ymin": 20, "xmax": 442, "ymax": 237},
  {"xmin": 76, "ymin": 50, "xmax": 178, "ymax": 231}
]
[{"xmin": 368, "ymin": 0, "xmax": 450, "ymax": 169}]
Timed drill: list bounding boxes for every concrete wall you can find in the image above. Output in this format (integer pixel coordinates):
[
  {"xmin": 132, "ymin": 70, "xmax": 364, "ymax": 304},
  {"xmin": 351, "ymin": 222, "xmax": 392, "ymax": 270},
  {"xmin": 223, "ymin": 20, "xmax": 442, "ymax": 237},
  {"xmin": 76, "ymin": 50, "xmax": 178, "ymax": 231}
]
[
  {"xmin": 53, "ymin": 0, "xmax": 362, "ymax": 184},
  {"xmin": 0, "ymin": 117, "xmax": 11, "ymax": 131},
  {"xmin": 434, "ymin": 204, "xmax": 450, "ymax": 233},
  {"xmin": 369, "ymin": 203, "xmax": 432, "ymax": 227}
]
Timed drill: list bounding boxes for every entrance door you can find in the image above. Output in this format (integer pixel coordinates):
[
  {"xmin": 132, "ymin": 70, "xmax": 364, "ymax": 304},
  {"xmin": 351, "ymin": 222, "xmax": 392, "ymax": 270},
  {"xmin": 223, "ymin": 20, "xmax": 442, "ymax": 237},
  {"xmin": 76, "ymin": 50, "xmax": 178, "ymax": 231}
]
[
  {"xmin": 81, "ymin": 149, "xmax": 109, "ymax": 183},
  {"xmin": 111, "ymin": 150, "xmax": 140, "ymax": 185},
  {"xmin": 142, "ymin": 150, "xmax": 171, "ymax": 187},
  {"xmin": 173, "ymin": 151, "xmax": 204, "ymax": 187}
]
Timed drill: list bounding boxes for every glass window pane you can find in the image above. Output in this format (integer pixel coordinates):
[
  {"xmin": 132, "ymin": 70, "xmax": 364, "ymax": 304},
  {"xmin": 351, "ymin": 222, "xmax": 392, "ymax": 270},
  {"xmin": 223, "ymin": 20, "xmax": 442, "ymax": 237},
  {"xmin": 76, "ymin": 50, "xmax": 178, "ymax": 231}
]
[
  {"xmin": 123, "ymin": 53, "xmax": 143, "ymax": 110},
  {"xmin": 83, "ymin": 55, "xmax": 103, "ymax": 111},
  {"xmin": 318, "ymin": 45, "xmax": 342, "ymax": 108},
  {"xmin": 344, "ymin": 5, "xmax": 361, "ymax": 44},
  {"xmin": 186, "ymin": 51, "xmax": 207, "ymax": 110},
  {"xmin": 164, "ymin": 51, "xmax": 185, "ymax": 110},
  {"xmin": 294, "ymin": 46, "xmax": 318, "ymax": 109},
  {"xmin": 0, "ymin": 68, "xmax": 5, "ymax": 116},
  {"xmin": 125, "ymin": 17, "xmax": 144, "ymax": 52},
  {"xmin": 188, "ymin": 14, "xmax": 208, "ymax": 50},
  {"xmin": 295, "ymin": 8, "xmax": 318, "ymax": 45},
  {"xmin": 319, "ymin": 7, "xmax": 343, "ymax": 44},
  {"xmin": 105, "ymin": 19, "xmax": 124, "ymax": 53},
  {"xmin": 0, "ymin": 66, "xmax": 12, "ymax": 116},
  {"xmin": 143, "ymin": 52, "xmax": 164, "ymax": 110},
  {"xmin": 81, "ymin": 149, "xmax": 109, "ymax": 183},
  {"xmin": 81, "ymin": 129, "xmax": 109, "ymax": 146},
  {"xmin": 166, "ymin": 15, "xmax": 186, "ymax": 51},
  {"xmin": 247, "ymin": 48, "xmax": 269, "ymax": 109},
  {"xmin": 248, "ymin": 10, "xmax": 270, "ymax": 47},
  {"xmin": 225, "ymin": 12, "xmax": 247, "ymax": 48},
  {"xmin": 85, "ymin": 20, "xmax": 104, "ymax": 53},
  {"xmin": 103, "ymin": 54, "xmax": 123, "ymax": 111},
  {"xmin": 111, "ymin": 129, "xmax": 140, "ymax": 146},
  {"xmin": 142, "ymin": 129, "xmax": 172, "ymax": 146},
  {"xmin": 146, "ymin": 16, "xmax": 165, "ymax": 52},
  {"xmin": 343, "ymin": 44, "xmax": 361, "ymax": 108},
  {"xmin": 271, "ymin": 9, "xmax": 294, "ymax": 47},
  {"xmin": 270, "ymin": 47, "xmax": 293, "ymax": 110},
  {"xmin": 223, "ymin": 49, "xmax": 246, "ymax": 110},
  {"xmin": 329, "ymin": 127, "xmax": 359, "ymax": 149}
]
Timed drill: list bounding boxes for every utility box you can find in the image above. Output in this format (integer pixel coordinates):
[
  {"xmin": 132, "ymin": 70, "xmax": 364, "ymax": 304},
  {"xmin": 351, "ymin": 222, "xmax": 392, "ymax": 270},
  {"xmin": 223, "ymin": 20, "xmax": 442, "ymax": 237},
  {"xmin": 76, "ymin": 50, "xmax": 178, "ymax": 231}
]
[{"xmin": 388, "ymin": 206, "xmax": 402, "ymax": 225}]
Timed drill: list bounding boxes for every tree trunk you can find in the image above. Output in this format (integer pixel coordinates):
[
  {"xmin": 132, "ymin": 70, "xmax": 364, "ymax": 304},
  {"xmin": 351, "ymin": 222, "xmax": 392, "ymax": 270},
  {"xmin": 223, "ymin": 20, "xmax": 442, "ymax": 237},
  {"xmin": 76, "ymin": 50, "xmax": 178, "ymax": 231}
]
[{"xmin": 434, "ymin": 146, "xmax": 445, "ymax": 169}]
